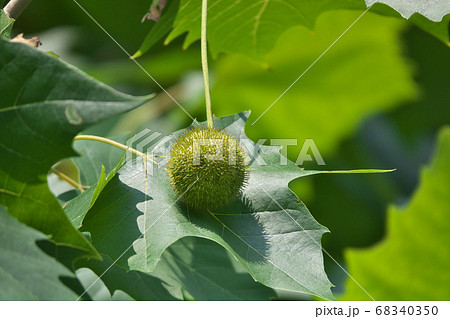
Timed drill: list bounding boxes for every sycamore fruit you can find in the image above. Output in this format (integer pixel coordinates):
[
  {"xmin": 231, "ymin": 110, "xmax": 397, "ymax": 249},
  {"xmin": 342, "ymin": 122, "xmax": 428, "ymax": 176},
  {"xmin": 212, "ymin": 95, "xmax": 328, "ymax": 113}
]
[{"xmin": 167, "ymin": 127, "xmax": 249, "ymax": 210}]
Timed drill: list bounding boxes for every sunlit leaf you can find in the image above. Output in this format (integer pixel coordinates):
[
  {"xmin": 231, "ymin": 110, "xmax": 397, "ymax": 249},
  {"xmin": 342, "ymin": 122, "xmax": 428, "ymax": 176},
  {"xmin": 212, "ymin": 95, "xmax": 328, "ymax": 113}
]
[
  {"xmin": 212, "ymin": 11, "xmax": 418, "ymax": 159},
  {"xmin": 135, "ymin": 0, "xmax": 449, "ymax": 60},
  {"xmin": 81, "ymin": 112, "xmax": 336, "ymax": 300},
  {"xmin": 0, "ymin": 9, "xmax": 13, "ymax": 40},
  {"xmin": 366, "ymin": 0, "xmax": 450, "ymax": 22},
  {"xmin": 341, "ymin": 126, "xmax": 450, "ymax": 300}
]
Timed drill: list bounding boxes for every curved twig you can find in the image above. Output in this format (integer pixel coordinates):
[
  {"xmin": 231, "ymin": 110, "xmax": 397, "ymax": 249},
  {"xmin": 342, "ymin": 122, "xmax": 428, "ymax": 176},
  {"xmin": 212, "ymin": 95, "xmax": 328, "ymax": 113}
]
[{"xmin": 4, "ymin": 0, "xmax": 33, "ymax": 19}]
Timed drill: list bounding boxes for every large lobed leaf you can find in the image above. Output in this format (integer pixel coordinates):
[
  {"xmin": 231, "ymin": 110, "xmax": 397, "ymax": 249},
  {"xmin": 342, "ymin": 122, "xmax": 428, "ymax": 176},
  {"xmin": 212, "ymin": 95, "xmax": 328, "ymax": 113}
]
[
  {"xmin": 341, "ymin": 126, "xmax": 450, "ymax": 300},
  {"xmin": 0, "ymin": 39, "xmax": 152, "ymax": 255},
  {"xmin": 134, "ymin": 0, "xmax": 449, "ymax": 60},
  {"xmin": 0, "ymin": 206, "xmax": 78, "ymax": 300},
  {"xmin": 80, "ymin": 112, "xmax": 335, "ymax": 300},
  {"xmin": 212, "ymin": 11, "xmax": 418, "ymax": 157},
  {"xmin": 68, "ymin": 133, "xmax": 275, "ymax": 300}
]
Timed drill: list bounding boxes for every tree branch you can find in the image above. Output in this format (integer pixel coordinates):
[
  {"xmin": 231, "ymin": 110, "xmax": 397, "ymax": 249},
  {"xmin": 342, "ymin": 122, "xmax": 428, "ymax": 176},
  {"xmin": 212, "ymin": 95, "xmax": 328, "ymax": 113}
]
[{"xmin": 3, "ymin": 0, "xmax": 33, "ymax": 19}]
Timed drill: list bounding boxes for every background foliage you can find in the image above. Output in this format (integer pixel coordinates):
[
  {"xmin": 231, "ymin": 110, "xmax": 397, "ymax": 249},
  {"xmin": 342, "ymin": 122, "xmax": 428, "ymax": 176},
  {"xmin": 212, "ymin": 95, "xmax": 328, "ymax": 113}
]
[{"xmin": 0, "ymin": 0, "xmax": 449, "ymax": 300}]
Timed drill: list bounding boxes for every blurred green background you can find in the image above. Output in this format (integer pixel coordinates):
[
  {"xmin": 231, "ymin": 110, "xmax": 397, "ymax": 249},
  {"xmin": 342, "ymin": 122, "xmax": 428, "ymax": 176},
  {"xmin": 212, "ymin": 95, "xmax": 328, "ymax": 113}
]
[{"xmin": 11, "ymin": 0, "xmax": 449, "ymax": 299}]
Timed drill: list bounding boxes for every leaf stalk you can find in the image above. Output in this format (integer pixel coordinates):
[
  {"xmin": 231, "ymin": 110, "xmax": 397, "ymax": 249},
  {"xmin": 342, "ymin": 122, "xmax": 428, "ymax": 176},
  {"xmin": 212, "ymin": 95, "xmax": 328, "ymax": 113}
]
[
  {"xmin": 201, "ymin": 0, "xmax": 213, "ymax": 128},
  {"xmin": 73, "ymin": 134, "xmax": 166, "ymax": 169},
  {"xmin": 50, "ymin": 167, "xmax": 87, "ymax": 192}
]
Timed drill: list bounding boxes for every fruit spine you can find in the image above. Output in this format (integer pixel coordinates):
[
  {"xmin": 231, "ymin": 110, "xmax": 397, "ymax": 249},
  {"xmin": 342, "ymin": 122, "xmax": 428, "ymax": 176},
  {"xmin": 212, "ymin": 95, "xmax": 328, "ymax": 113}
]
[{"xmin": 167, "ymin": 127, "xmax": 249, "ymax": 210}]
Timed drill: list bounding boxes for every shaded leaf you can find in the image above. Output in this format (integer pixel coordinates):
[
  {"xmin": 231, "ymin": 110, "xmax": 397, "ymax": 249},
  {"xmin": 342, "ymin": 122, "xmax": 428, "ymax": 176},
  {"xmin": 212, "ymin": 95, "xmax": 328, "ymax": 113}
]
[
  {"xmin": 152, "ymin": 237, "xmax": 276, "ymax": 300},
  {"xmin": 76, "ymin": 254, "xmax": 179, "ymax": 301},
  {"xmin": 75, "ymin": 268, "xmax": 130, "ymax": 300},
  {"xmin": 341, "ymin": 126, "xmax": 450, "ymax": 300},
  {"xmin": 0, "ymin": 207, "xmax": 78, "ymax": 300},
  {"xmin": 0, "ymin": 39, "xmax": 152, "ymax": 255},
  {"xmin": 65, "ymin": 165, "xmax": 120, "ymax": 229},
  {"xmin": 65, "ymin": 135, "xmax": 129, "ymax": 228}
]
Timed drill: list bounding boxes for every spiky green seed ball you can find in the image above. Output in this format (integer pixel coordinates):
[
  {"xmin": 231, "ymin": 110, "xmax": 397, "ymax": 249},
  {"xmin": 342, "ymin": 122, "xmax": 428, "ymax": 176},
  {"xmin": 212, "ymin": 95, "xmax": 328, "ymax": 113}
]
[{"xmin": 167, "ymin": 127, "xmax": 249, "ymax": 210}]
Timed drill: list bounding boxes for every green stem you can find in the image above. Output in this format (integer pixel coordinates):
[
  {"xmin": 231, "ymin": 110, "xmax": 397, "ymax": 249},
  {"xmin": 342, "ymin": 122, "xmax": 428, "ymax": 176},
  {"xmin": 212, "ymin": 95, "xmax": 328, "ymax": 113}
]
[
  {"xmin": 73, "ymin": 135, "xmax": 166, "ymax": 170},
  {"xmin": 74, "ymin": 134, "xmax": 146, "ymax": 157},
  {"xmin": 50, "ymin": 167, "xmax": 86, "ymax": 192},
  {"xmin": 201, "ymin": 0, "xmax": 213, "ymax": 129}
]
